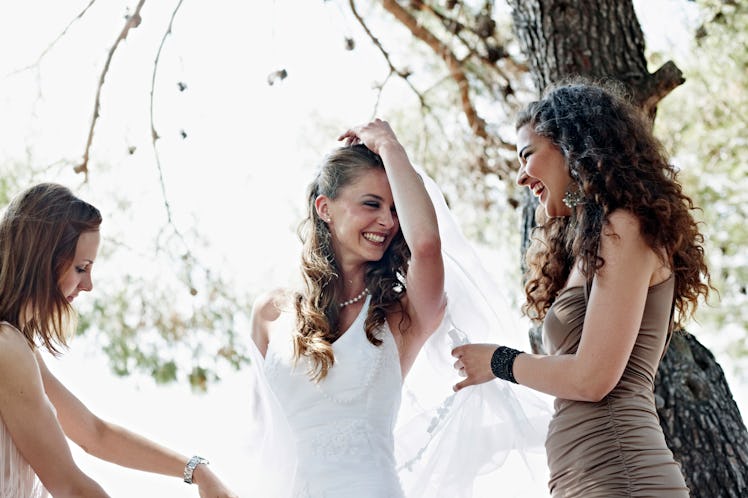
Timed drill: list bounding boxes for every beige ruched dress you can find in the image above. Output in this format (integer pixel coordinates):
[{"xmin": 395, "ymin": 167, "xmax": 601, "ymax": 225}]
[{"xmin": 543, "ymin": 276, "xmax": 689, "ymax": 497}]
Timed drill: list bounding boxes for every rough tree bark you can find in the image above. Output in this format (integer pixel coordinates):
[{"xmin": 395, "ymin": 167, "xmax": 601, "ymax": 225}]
[
  {"xmin": 507, "ymin": 1, "xmax": 748, "ymax": 496},
  {"xmin": 656, "ymin": 332, "xmax": 748, "ymax": 496},
  {"xmin": 507, "ymin": 0, "xmax": 683, "ymax": 117}
]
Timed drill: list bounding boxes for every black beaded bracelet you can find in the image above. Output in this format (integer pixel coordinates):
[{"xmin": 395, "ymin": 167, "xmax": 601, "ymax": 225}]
[{"xmin": 490, "ymin": 346, "xmax": 522, "ymax": 384}]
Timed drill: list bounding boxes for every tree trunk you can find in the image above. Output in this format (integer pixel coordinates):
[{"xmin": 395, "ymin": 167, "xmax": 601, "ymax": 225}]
[
  {"xmin": 507, "ymin": 0, "xmax": 684, "ymax": 116},
  {"xmin": 656, "ymin": 331, "xmax": 748, "ymax": 496},
  {"xmin": 507, "ymin": 0, "xmax": 748, "ymax": 496}
]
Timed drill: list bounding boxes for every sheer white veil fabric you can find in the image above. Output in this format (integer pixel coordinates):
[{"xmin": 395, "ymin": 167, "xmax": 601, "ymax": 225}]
[
  {"xmin": 246, "ymin": 339, "xmax": 298, "ymax": 498},
  {"xmin": 245, "ymin": 168, "xmax": 551, "ymax": 497},
  {"xmin": 394, "ymin": 170, "xmax": 551, "ymax": 498}
]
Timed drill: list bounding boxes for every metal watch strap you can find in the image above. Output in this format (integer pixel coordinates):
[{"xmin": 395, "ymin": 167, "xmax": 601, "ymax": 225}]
[{"xmin": 183, "ymin": 455, "xmax": 209, "ymax": 484}]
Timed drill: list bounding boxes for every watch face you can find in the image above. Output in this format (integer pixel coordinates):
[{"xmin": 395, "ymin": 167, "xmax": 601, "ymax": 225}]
[{"xmin": 184, "ymin": 456, "xmax": 209, "ymax": 483}]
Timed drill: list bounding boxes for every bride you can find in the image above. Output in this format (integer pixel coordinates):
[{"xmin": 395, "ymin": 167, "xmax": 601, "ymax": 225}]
[{"xmin": 249, "ymin": 119, "xmax": 549, "ymax": 497}]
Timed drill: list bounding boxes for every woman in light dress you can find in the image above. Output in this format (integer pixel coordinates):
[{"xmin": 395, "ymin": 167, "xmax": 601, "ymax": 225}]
[
  {"xmin": 251, "ymin": 119, "xmax": 446, "ymax": 497},
  {"xmin": 0, "ymin": 183, "xmax": 237, "ymax": 497},
  {"xmin": 250, "ymin": 119, "xmax": 550, "ymax": 498}
]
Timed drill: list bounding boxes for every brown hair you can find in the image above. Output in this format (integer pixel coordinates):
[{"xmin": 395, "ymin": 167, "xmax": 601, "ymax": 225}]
[
  {"xmin": 516, "ymin": 79, "xmax": 710, "ymax": 326},
  {"xmin": 294, "ymin": 145, "xmax": 410, "ymax": 381},
  {"xmin": 0, "ymin": 183, "xmax": 102, "ymax": 353}
]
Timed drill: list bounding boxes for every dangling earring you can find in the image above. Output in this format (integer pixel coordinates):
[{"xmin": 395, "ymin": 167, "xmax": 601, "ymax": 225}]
[{"xmin": 562, "ymin": 187, "xmax": 585, "ymax": 209}]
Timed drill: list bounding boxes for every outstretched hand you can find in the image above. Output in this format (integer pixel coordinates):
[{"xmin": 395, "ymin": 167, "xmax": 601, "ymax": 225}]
[
  {"xmin": 451, "ymin": 343, "xmax": 498, "ymax": 392},
  {"xmin": 338, "ymin": 118, "xmax": 401, "ymax": 156}
]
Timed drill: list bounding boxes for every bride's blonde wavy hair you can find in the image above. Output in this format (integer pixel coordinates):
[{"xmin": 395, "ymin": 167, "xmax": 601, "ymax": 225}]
[{"xmin": 294, "ymin": 145, "xmax": 411, "ymax": 381}]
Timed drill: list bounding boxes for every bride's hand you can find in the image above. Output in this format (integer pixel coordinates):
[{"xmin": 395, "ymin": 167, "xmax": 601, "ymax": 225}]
[
  {"xmin": 338, "ymin": 119, "xmax": 402, "ymax": 155},
  {"xmin": 451, "ymin": 343, "xmax": 498, "ymax": 392}
]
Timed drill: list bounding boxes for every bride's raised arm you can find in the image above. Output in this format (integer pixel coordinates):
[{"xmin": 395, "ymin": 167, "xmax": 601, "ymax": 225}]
[{"xmin": 338, "ymin": 119, "xmax": 446, "ymax": 347}]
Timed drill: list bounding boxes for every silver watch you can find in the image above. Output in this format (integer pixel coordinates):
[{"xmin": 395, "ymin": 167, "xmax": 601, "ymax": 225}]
[{"xmin": 183, "ymin": 455, "xmax": 209, "ymax": 484}]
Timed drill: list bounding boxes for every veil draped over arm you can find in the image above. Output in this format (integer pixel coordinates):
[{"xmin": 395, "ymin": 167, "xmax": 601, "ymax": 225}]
[
  {"xmin": 394, "ymin": 170, "xmax": 552, "ymax": 498},
  {"xmin": 246, "ymin": 339, "xmax": 298, "ymax": 498},
  {"xmin": 245, "ymin": 168, "xmax": 551, "ymax": 497}
]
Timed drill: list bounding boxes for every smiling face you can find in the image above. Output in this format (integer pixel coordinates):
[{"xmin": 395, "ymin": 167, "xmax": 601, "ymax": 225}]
[
  {"xmin": 58, "ymin": 230, "xmax": 100, "ymax": 303},
  {"xmin": 516, "ymin": 124, "xmax": 573, "ymax": 218},
  {"xmin": 316, "ymin": 167, "xmax": 398, "ymax": 268}
]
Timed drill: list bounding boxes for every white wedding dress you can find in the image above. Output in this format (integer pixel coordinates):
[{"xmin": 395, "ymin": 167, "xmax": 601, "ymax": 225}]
[
  {"xmin": 264, "ymin": 294, "xmax": 405, "ymax": 498},
  {"xmin": 247, "ymin": 169, "xmax": 551, "ymax": 497}
]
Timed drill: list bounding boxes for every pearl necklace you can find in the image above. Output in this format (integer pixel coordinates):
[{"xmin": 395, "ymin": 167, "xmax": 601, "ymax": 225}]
[{"xmin": 339, "ymin": 287, "xmax": 369, "ymax": 308}]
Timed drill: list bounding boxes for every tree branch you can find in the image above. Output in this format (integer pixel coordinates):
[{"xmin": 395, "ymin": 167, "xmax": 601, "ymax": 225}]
[
  {"xmin": 348, "ymin": 0, "xmax": 429, "ymax": 117},
  {"xmin": 6, "ymin": 0, "xmax": 99, "ymax": 76},
  {"xmin": 150, "ymin": 0, "xmax": 186, "ymax": 229},
  {"xmin": 639, "ymin": 60, "xmax": 685, "ymax": 119},
  {"xmin": 419, "ymin": 0, "xmax": 519, "ymax": 85},
  {"xmin": 75, "ymin": 0, "xmax": 147, "ymax": 180},
  {"xmin": 379, "ymin": 0, "xmax": 489, "ymax": 139}
]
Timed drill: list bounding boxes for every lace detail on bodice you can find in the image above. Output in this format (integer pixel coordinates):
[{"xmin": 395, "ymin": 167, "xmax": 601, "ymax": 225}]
[
  {"xmin": 308, "ymin": 418, "xmax": 371, "ymax": 460},
  {"xmin": 264, "ymin": 295, "xmax": 405, "ymax": 498},
  {"xmin": 262, "ymin": 339, "xmax": 283, "ymax": 380}
]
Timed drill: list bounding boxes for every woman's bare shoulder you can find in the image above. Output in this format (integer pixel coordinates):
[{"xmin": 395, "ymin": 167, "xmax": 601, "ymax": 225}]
[
  {"xmin": 0, "ymin": 322, "xmax": 32, "ymax": 353},
  {"xmin": 0, "ymin": 323, "xmax": 40, "ymax": 386},
  {"xmin": 253, "ymin": 288, "xmax": 294, "ymax": 323},
  {"xmin": 251, "ymin": 289, "xmax": 296, "ymax": 354},
  {"xmin": 604, "ymin": 209, "xmax": 642, "ymax": 236}
]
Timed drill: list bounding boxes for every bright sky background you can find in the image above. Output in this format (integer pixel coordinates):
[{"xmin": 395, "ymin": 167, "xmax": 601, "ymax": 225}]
[{"xmin": 1, "ymin": 1, "xmax": 745, "ymax": 497}]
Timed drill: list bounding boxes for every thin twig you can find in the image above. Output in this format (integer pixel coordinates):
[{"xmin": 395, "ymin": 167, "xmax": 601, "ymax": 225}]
[
  {"xmin": 379, "ymin": 0, "xmax": 488, "ymax": 139},
  {"xmin": 75, "ymin": 0, "xmax": 147, "ymax": 180},
  {"xmin": 371, "ymin": 72, "xmax": 394, "ymax": 120},
  {"xmin": 147, "ymin": 0, "xmax": 237, "ymax": 299},
  {"xmin": 422, "ymin": 2, "xmax": 508, "ymax": 78},
  {"xmin": 150, "ymin": 0, "xmax": 186, "ymax": 230},
  {"xmin": 6, "ymin": 0, "xmax": 99, "ymax": 76},
  {"xmin": 349, "ymin": 0, "xmax": 429, "ymax": 113}
]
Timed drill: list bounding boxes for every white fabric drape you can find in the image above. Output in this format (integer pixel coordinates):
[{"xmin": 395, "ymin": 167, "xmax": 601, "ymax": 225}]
[
  {"xmin": 245, "ymin": 168, "xmax": 552, "ymax": 497},
  {"xmin": 394, "ymin": 171, "xmax": 551, "ymax": 497}
]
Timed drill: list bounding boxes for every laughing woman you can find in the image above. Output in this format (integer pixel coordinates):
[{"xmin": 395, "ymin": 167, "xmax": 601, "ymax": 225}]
[
  {"xmin": 251, "ymin": 119, "xmax": 447, "ymax": 497},
  {"xmin": 453, "ymin": 80, "xmax": 711, "ymax": 497}
]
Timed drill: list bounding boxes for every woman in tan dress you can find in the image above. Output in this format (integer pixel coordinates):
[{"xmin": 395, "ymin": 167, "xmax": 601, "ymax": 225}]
[{"xmin": 453, "ymin": 80, "xmax": 711, "ymax": 497}]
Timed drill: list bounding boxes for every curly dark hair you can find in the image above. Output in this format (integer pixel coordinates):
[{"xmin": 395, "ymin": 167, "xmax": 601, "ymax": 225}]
[
  {"xmin": 517, "ymin": 79, "xmax": 710, "ymax": 326},
  {"xmin": 294, "ymin": 144, "xmax": 411, "ymax": 381}
]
